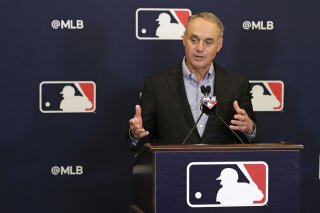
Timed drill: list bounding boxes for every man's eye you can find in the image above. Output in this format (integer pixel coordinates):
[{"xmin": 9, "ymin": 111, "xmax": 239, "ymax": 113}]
[{"xmin": 191, "ymin": 38, "xmax": 198, "ymax": 43}]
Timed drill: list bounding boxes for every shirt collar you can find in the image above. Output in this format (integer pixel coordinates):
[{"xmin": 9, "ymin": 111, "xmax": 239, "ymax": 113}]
[{"xmin": 182, "ymin": 57, "xmax": 215, "ymax": 81}]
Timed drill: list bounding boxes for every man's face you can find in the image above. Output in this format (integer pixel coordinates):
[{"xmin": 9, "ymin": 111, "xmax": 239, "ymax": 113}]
[{"xmin": 183, "ymin": 17, "xmax": 223, "ymax": 73}]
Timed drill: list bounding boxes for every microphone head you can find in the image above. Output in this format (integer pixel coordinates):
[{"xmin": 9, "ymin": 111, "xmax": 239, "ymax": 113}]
[
  {"xmin": 200, "ymin": 85, "xmax": 206, "ymax": 95},
  {"xmin": 205, "ymin": 86, "xmax": 211, "ymax": 94}
]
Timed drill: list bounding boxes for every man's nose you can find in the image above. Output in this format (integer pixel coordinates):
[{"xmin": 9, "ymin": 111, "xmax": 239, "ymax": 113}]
[{"xmin": 196, "ymin": 41, "xmax": 204, "ymax": 52}]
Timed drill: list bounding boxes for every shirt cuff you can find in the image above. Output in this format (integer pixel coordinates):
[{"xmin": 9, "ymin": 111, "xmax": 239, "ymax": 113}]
[
  {"xmin": 128, "ymin": 128, "xmax": 140, "ymax": 147},
  {"xmin": 244, "ymin": 122, "xmax": 256, "ymax": 142}
]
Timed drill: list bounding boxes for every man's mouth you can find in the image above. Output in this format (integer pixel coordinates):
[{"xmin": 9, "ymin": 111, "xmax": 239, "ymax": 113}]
[{"xmin": 194, "ymin": 55, "xmax": 205, "ymax": 61}]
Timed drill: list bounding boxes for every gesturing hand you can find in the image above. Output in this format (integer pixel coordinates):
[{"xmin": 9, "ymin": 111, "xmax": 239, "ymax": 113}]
[
  {"xmin": 129, "ymin": 105, "xmax": 149, "ymax": 139},
  {"xmin": 229, "ymin": 101, "xmax": 254, "ymax": 134}
]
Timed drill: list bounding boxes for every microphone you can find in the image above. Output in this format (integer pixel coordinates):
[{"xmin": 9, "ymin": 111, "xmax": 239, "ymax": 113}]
[
  {"xmin": 201, "ymin": 86, "xmax": 245, "ymax": 144},
  {"xmin": 182, "ymin": 85, "xmax": 245, "ymax": 144},
  {"xmin": 182, "ymin": 85, "xmax": 216, "ymax": 145},
  {"xmin": 200, "ymin": 85, "xmax": 218, "ymax": 116},
  {"xmin": 205, "ymin": 85, "xmax": 211, "ymax": 94},
  {"xmin": 200, "ymin": 85, "xmax": 211, "ymax": 97}
]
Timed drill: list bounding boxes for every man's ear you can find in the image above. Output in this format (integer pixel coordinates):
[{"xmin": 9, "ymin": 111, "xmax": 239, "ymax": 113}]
[{"xmin": 217, "ymin": 38, "xmax": 223, "ymax": 52}]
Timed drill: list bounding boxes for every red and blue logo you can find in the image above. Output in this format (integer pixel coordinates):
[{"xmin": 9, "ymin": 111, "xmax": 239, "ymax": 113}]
[
  {"xmin": 39, "ymin": 81, "xmax": 96, "ymax": 113},
  {"xmin": 136, "ymin": 8, "xmax": 191, "ymax": 40},
  {"xmin": 186, "ymin": 161, "xmax": 268, "ymax": 207},
  {"xmin": 249, "ymin": 80, "xmax": 284, "ymax": 111}
]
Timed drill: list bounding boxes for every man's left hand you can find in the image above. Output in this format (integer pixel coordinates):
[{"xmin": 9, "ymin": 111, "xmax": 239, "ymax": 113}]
[{"xmin": 229, "ymin": 100, "xmax": 254, "ymax": 134}]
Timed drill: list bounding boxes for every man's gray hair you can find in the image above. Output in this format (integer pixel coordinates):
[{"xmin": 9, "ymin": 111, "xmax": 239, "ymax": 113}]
[{"xmin": 187, "ymin": 12, "xmax": 225, "ymax": 37}]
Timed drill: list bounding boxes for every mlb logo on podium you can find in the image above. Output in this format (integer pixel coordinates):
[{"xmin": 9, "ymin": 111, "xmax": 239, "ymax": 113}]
[
  {"xmin": 249, "ymin": 80, "xmax": 284, "ymax": 111},
  {"xmin": 186, "ymin": 161, "xmax": 268, "ymax": 208},
  {"xmin": 136, "ymin": 8, "xmax": 191, "ymax": 40},
  {"xmin": 39, "ymin": 81, "xmax": 96, "ymax": 113}
]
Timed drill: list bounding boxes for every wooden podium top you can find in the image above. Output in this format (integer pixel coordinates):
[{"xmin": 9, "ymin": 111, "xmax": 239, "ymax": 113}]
[{"xmin": 144, "ymin": 142, "xmax": 304, "ymax": 152}]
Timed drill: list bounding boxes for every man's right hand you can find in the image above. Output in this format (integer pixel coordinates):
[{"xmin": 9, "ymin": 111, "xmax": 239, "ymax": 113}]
[{"xmin": 129, "ymin": 105, "xmax": 149, "ymax": 139}]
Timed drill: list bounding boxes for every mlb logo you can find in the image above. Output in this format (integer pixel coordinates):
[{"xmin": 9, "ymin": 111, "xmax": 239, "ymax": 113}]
[
  {"xmin": 136, "ymin": 8, "xmax": 191, "ymax": 40},
  {"xmin": 249, "ymin": 80, "xmax": 284, "ymax": 111},
  {"xmin": 39, "ymin": 81, "xmax": 96, "ymax": 113},
  {"xmin": 203, "ymin": 96, "xmax": 217, "ymax": 109},
  {"xmin": 186, "ymin": 161, "xmax": 268, "ymax": 207}
]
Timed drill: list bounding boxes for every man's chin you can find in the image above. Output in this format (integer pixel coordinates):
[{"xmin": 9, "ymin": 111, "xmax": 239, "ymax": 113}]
[{"xmin": 191, "ymin": 61, "xmax": 210, "ymax": 70}]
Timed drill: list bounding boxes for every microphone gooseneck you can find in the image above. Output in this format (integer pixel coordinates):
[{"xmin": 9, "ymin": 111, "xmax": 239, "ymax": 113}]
[
  {"xmin": 182, "ymin": 111, "xmax": 204, "ymax": 145},
  {"xmin": 182, "ymin": 85, "xmax": 245, "ymax": 144},
  {"xmin": 181, "ymin": 85, "xmax": 213, "ymax": 144},
  {"xmin": 214, "ymin": 112, "xmax": 245, "ymax": 144},
  {"xmin": 202, "ymin": 86, "xmax": 245, "ymax": 144}
]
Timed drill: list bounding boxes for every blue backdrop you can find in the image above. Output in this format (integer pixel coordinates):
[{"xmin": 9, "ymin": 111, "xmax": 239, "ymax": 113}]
[{"xmin": 1, "ymin": 0, "xmax": 319, "ymax": 212}]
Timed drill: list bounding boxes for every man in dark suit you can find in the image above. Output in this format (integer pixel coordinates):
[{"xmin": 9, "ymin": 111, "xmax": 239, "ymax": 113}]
[{"xmin": 129, "ymin": 12, "xmax": 258, "ymax": 149}]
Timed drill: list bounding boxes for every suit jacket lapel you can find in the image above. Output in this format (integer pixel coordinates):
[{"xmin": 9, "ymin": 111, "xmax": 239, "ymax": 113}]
[{"xmin": 168, "ymin": 64, "xmax": 196, "ymax": 130}]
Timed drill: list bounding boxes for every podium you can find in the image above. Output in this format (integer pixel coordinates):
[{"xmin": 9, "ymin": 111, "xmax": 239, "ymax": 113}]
[{"xmin": 129, "ymin": 143, "xmax": 303, "ymax": 213}]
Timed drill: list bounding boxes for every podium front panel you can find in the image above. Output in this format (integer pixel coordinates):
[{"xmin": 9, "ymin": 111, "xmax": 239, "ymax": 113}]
[{"xmin": 155, "ymin": 150, "xmax": 300, "ymax": 213}]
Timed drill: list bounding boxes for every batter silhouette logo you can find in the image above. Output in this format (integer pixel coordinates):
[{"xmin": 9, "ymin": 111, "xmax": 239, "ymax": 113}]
[
  {"xmin": 186, "ymin": 161, "xmax": 268, "ymax": 207},
  {"xmin": 39, "ymin": 81, "xmax": 96, "ymax": 113},
  {"xmin": 136, "ymin": 8, "xmax": 191, "ymax": 40},
  {"xmin": 249, "ymin": 80, "xmax": 284, "ymax": 111}
]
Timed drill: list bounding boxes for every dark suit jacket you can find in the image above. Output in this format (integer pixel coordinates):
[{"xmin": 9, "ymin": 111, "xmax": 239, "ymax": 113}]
[{"xmin": 136, "ymin": 62, "xmax": 259, "ymax": 148}]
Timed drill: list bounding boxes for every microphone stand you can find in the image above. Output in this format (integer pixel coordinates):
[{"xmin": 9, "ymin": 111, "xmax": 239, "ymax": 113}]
[
  {"xmin": 182, "ymin": 85, "xmax": 246, "ymax": 145},
  {"xmin": 214, "ymin": 112, "xmax": 245, "ymax": 144},
  {"xmin": 182, "ymin": 111, "xmax": 204, "ymax": 145}
]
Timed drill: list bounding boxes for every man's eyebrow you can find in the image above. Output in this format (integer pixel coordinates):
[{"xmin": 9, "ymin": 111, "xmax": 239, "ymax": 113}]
[
  {"xmin": 189, "ymin": 34, "xmax": 199, "ymax": 39},
  {"xmin": 205, "ymin": 38, "xmax": 214, "ymax": 41},
  {"xmin": 189, "ymin": 34, "xmax": 215, "ymax": 41}
]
